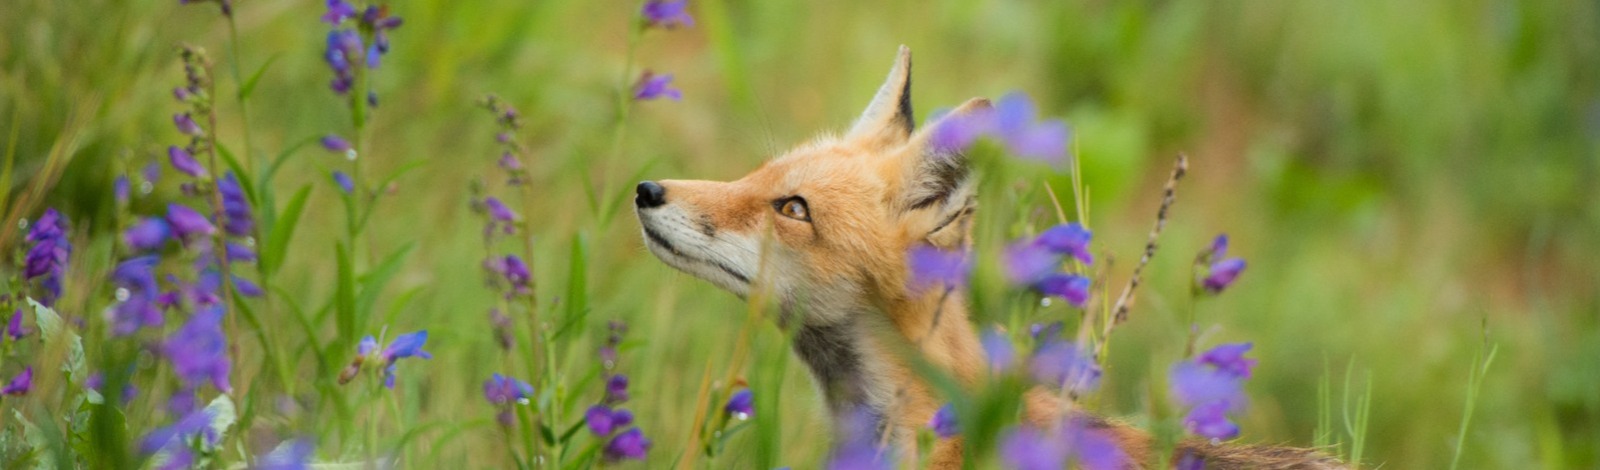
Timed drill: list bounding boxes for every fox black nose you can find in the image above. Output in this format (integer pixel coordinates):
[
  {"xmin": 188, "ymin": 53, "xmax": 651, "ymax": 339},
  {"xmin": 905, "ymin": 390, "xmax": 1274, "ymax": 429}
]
[{"xmin": 635, "ymin": 181, "xmax": 666, "ymax": 208}]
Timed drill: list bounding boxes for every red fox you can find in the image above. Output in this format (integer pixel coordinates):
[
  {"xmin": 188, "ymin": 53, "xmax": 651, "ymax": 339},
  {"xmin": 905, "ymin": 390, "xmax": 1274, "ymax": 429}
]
[{"xmin": 635, "ymin": 46, "xmax": 1343, "ymax": 469}]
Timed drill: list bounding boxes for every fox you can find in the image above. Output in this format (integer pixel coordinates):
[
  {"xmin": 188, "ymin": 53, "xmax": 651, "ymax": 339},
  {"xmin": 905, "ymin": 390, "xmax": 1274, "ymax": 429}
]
[{"xmin": 634, "ymin": 46, "xmax": 1344, "ymax": 469}]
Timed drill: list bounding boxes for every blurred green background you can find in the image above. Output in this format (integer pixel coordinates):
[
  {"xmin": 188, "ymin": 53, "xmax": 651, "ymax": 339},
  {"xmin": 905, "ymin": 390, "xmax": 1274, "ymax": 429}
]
[{"xmin": 3, "ymin": 0, "xmax": 1598, "ymax": 467}]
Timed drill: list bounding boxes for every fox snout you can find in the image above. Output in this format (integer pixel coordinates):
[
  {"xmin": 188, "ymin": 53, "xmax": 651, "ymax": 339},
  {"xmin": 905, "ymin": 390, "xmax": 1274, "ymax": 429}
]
[{"xmin": 634, "ymin": 181, "xmax": 666, "ymax": 209}]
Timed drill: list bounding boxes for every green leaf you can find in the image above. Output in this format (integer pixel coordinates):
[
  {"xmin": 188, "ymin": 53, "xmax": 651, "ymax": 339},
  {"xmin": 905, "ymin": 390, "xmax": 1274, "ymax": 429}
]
[
  {"xmin": 238, "ymin": 54, "xmax": 280, "ymax": 101},
  {"xmin": 552, "ymin": 235, "xmax": 589, "ymax": 341},
  {"xmin": 263, "ymin": 184, "xmax": 312, "ymax": 275},
  {"xmin": 356, "ymin": 242, "xmax": 416, "ymax": 330},
  {"xmin": 203, "ymin": 394, "xmax": 238, "ymax": 444},
  {"xmin": 13, "ymin": 410, "xmax": 54, "ymax": 470},
  {"xmin": 539, "ymin": 422, "xmax": 557, "ymax": 446},
  {"xmin": 26, "ymin": 297, "xmax": 63, "ymax": 339}
]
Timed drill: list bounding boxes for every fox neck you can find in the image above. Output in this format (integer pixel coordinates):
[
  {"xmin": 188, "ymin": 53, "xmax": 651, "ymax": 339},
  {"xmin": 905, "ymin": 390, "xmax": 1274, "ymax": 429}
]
[{"xmin": 789, "ymin": 286, "xmax": 985, "ymax": 441}]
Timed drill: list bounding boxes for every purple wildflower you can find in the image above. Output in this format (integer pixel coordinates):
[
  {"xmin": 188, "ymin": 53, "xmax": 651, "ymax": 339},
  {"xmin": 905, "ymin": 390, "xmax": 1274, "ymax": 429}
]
[
  {"xmin": 641, "ymin": 0, "xmax": 694, "ymax": 28},
  {"xmin": 115, "ymin": 176, "xmax": 131, "ymax": 205},
  {"xmin": 1003, "ymin": 241, "xmax": 1060, "ymax": 286},
  {"xmin": 233, "ymin": 276, "xmax": 264, "ymax": 297},
  {"xmin": 981, "ymin": 329, "xmax": 1017, "ymax": 373},
  {"xmin": 322, "ymin": 0, "xmax": 358, "ymax": 24},
  {"xmin": 163, "ymin": 307, "xmax": 231, "ymax": 393},
  {"xmin": 377, "ymin": 331, "xmax": 431, "ymax": 389},
  {"xmin": 225, "ymin": 243, "xmax": 256, "ymax": 263},
  {"xmin": 483, "ymin": 373, "xmax": 534, "ymax": 406},
  {"xmin": 165, "ymin": 203, "xmax": 216, "ymax": 239},
  {"xmin": 586, "ymin": 405, "xmax": 636, "ymax": 436},
  {"xmin": 633, "ymin": 71, "xmax": 682, "ymax": 101},
  {"xmin": 930, "ymin": 404, "xmax": 958, "ymax": 438},
  {"xmin": 1, "ymin": 367, "xmax": 32, "ymax": 395},
  {"xmin": 484, "ymin": 197, "xmax": 516, "ymax": 223},
  {"xmin": 173, "ymin": 113, "xmax": 203, "ymax": 136},
  {"xmin": 1029, "ymin": 339, "xmax": 1101, "ymax": 393},
  {"xmin": 332, "ymin": 171, "xmax": 354, "ymax": 194},
  {"xmin": 603, "ymin": 428, "xmax": 651, "ymax": 462},
  {"xmin": 1170, "ymin": 343, "xmax": 1255, "ymax": 441},
  {"xmin": 111, "ymin": 256, "xmax": 165, "ymax": 335},
  {"xmin": 495, "ymin": 255, "xmax": 533, "ymax": 295},
  {"xmin": 139, "ymin": 407, "xmax": 215, "ymax": 457},
  {"xmin": 725, "ymin": 389, "xmax": 754, "ymax": 418},
  {"xmin": 928, "ymin": 109, "xmax": 991, "ymax": 152},
  {"xmin": 24, "ymin": 209, "xmax": 71, "ymax": 305},
  {"xmin": 1035, "ymin": 273, "xmax": 1091, "ymax": 308},
  {"xmin": 218, "ymin": 172, "xmax": 253, "ymax": 236},
  {"xmin": 1062, "ymin": 418, "xmax": 1131, "ymax": 470},
  {"xmin": 7, "ymin": 309, "xmax": 28, "ymax": 341},
  {"xmin": 257, "ymin": 439, "xmax": 315, "ymax": 470},
  {"xmin": 999, "ymin": 427, "xmax": 1068, "ymax": 470},
  {"xmin": 906, "ymin": 245, "xmax": 970, "ymax": 291},
  {"xmin": 321, "ymin": 135, "xmax": 352, "ymax": 154},
  {"xmin": 324, "ymin": 30, "xmax": 363, "ymax": 94},
  {"xmin": 991, "ymin": 93, "xmax": 1070, "ymax": 164},
  {"xmin": 828, "ymin": 408, "xmax": 892, "ymax": 470},
  {"xmin": 605, "ymin": 374, "xmax": 629, "ymax": 405},
  {"xmin": 124, "ymin": 217, "xmax": 171, "ymax": 251},
  {"xmin": 168, "ymin": 146, "xmax": 206, "ymax": 178},
  {"xmin": 1198, "ymin": 234, "xmax": 1247, "ymax": 295},
  {"xmin": 1034, "ymin": 222, "xmax": 1093, "ymax": 265}
]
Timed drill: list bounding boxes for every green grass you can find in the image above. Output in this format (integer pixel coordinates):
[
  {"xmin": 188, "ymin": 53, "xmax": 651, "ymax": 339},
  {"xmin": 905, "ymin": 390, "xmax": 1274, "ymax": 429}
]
[{"xmin": 1, "ymin": 0, "xmax": 1598, "ymax": 468}]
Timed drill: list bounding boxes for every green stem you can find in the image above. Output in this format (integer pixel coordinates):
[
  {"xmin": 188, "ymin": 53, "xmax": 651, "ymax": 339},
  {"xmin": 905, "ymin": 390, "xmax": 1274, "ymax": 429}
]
[
  {"xmin": 595, "ymin": 20, "xmax": 645, "ymax": 226},
  {"xmin": 225, "ymin": 14, "xmax": 255, "ymax": 171}
]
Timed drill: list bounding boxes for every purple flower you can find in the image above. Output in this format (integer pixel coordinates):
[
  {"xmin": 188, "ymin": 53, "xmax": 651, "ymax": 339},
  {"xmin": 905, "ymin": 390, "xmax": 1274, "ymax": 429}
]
[
  {"xmin": 605, "ymin": 374, "xmax": 629, "ymax": 404},
  {"xmin": 224, "ymin": 243, "xmax": 256, "ymax": 263},
  {"xmin": 928, "ymin": 109, "xmax": 991, "ymax": 153},
  {"xmin": 484, "ymin": 197, "xmax": 516, "ymax": 223},
  {"xmin": 906, "ymin": 245, "xmax": 970, "ymax": 291},
  {"xmin": 828, "ymin": 408, "xmax": 892, "ymax": 470},
  {"xmin": 324, "ymin": 30, "xmax": 363, "ymax": 94},
  {"xmin": 165, "ymin": 203, "xmax": 216, "ymax": 239},
  {"xmin": 358, "ymin": 336, "xmax": 378, "ymax": 356},
  {"xmin": 999, "ymin": 427, "xmax": 1068, "ymax": 470},
  {"xmin": 483, "ymin": 373, "xmax": 534, "ymax": 406},
  {"xmin": 24, "ymin": 209, "xmax": 71, "ymax": 305},
  {"xmin": 1198, "ymin": 342, "xmax": 1256, "ymax": 379},
  {"xmin": 633, "ymin": 71, "xmax": 682, "ymax": 101},
  {"xmin": 1, "ymin": 367, "xmax": 32, "ymax": 395},
  {"xmin": 1034, "ymin": 222, "xmax": 1093, "ymax": 265},
  {"xmin": 1062, "ymin": 418, "xmax": 1131, "ymax": 470},
  {"xmin": 929, "ymin": 403, "xmax": 958, "ymax": 438},
  {"xmin": 603, "ymin": 428, "xmax": 651, "ymax": 462},
  {"xmin": 140, "ymin": 407, "xmax": 216, "ymax": 458},
  {"xmin": 586, "ymin": 405, "xmax": 636, "ymax": 436},
  {"xmin": 6, "ymin": 309, "xmax": 28, "ymax": 341},
  {"xmin": 640, "ymin": 0, "xmax": 694, "ymax": 28},
  {"xmin": 322, "ymin": 0, "xmax": 357, "ymax": 24},
  {"xmin": 1035, "ymin": 273, "xmax": 1091, "ymax": 308},
  {"xmin": 378, "ymin": 331, "xmax": 431, "ymax": 389},
  {"xmin": 1003, "ymin": 242, "xmax": 1060, "ymax": 286},
  {"xmin": 173, "ymin": 113, "xmax": 203, "ymax": 136},
  {"xmin": 492, "ymin": 255, "xmax": 533, "ymax": 295},
  {"xmin": 1029, "ymin": 340, "xmax": 1101, "ymax": 393},
  {"xmin": 1170, "ymin": 343, "xmax": 1254, "ymax": 441},
  {"xmin": 164, "ymin": 307, "xmax": 231, "ymax": 393},
  {"xmin": 115, "ymin": 176, "xmax": 131, "ymax": 205},
  {"xmin": 218, "ymin": 172, "xmax": 253, "ymax": 236},
  {"xmin": 981, "ymin": 329, "xmax": 1016, "ymax": 373},
  {"xmin": 168, "ymin": 146, "xmax": 206, "ymax": 178},
  {"xmin": 498, "ymin": 152, "xmax": 522, "ymax": 172},
  {"xmin": 724, "ymin": 389, "xmax": 754, "ymax": 418},
  {"xmin": 124, "ymin": 218, "xmax": 171, "ymax": 251},
  {"xmin": 991, "ymin": 93, "xmax": 1070, "ymax": 164},
  {"xmin": 233, "ymin": 276, "xmax": 264, "ymax": 297},
  {"xmin": 332, "ymin": 171, "xmax": 354, "ymax": 194},
  {"xmin": 257, "ymin": 439, "xmax": 315, "ymax": 470},
  {"xmin": 1198, "ymin": 234, "xmax": 1247, "ymax": 295},
  {"xmin": 321, "ymin": 135, "xmax": 352, "ymax": 154}
]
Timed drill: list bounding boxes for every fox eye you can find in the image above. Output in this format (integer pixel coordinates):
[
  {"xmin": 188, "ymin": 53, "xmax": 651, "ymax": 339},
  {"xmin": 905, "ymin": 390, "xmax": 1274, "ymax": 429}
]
[{"xmin": 775, "ymin": 196, "xmax": 811, "ymax": 222}]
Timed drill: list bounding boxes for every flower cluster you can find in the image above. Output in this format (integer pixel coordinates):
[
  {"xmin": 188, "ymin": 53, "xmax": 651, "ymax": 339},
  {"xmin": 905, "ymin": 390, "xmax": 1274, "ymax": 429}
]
[
  {"xmin": 929, "ymin": 92, "xmax": 1071, "ymax": 165},
  {"xmin": 1004, "ymin": 222, "xmax": 1095, "ymax": 308},
  {"xmin": 906, "ymin": 245, "xmax": 971, "ymax": 292},
  {"xmin": 975, "ymin": 323, "xmax": 1102, "ymax": 393},
  {"xmin": 483, "ymin": 373, "xmax": 534, "ymax": 427},
  {"xmin": 1170, "ymin": 343, "xmax": 1256, "ymax": 442},
  {"xmin": 630, "ymin": 1, "xmax": 693, "ymax": 102},
  {"xmin": 140, "ymin": 407, "xmax": 218, "ymax": 468},
  {"xmin": 480, "ymin": 95, "xmax": 531, "ymax": 185},
  {"xmin": 589, "ymin": 320, "xmax": 650, "ymax": 462},
  {"xmin": 338, "ymin": 330, "xmax": 432, "ymax": 389},
  {"xmin": 998, "ymin": 417, "xmax": 1128, "ymax": 470},
  {"xmin": 322, "ymin": 1, "xmax": 403, "ymax": 100},
  {"xmin": 22, "ymin": 208, "xmax": 71, "ymax": 306},
  {"xmin": 1195, "ymin": 234, "xmax": 1247, "ymax": 295}
]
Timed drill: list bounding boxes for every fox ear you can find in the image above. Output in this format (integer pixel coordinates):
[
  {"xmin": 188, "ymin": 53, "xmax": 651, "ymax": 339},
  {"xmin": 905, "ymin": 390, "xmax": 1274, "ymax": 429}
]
[
  {"xmin": 895, "ymin": 97, "xmax": 991, "ymax": 247},
  {"xmin": 846, "ymin": 45, "xmax": 914, "ymax": 148}
]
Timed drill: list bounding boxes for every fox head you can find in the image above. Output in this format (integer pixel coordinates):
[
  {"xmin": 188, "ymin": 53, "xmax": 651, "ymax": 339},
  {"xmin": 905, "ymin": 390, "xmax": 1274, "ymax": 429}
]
[{"xmin": 635, "ymin": 46, "xmax": 988, "ymax": 325}]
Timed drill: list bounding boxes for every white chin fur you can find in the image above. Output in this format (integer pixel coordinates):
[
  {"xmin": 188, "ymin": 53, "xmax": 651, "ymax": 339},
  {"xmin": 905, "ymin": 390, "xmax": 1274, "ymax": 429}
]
[{"xmin": 636, "ymin": 206, "xmax": 759, "ymax": 298}]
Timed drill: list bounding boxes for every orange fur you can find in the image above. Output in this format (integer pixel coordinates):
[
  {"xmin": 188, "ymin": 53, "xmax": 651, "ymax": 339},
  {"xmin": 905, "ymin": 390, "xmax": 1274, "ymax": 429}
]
[{"xmin": 635, "ymin": 46, "xmax": 1343, "ymax": 469}]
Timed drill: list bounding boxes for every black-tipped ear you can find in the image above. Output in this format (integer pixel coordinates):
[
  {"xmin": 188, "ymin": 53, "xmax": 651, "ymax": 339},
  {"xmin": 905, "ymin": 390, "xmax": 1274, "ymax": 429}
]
[
  {"xmin": 894, "ymin": 98, "xmax": 991, "ymax": 247},
  {"xmin": 847, "ymin": 45, "xmax": 914, "ymax": 147}
]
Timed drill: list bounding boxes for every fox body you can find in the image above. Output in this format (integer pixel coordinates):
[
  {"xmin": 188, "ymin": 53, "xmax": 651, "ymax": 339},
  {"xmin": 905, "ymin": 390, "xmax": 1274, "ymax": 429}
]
[{"xmin": 635, "ymin": 46, "xmax": 1342, "ymax": 469}]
